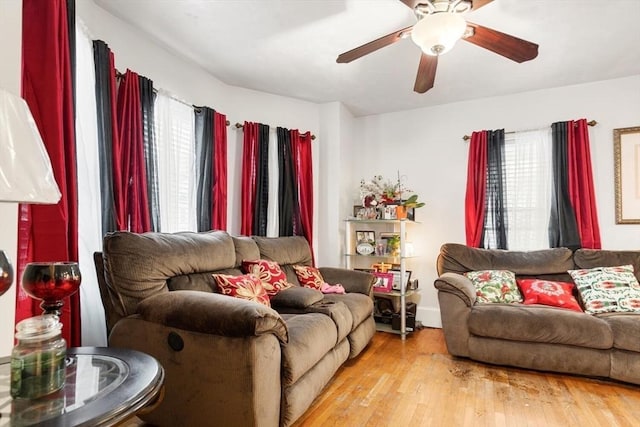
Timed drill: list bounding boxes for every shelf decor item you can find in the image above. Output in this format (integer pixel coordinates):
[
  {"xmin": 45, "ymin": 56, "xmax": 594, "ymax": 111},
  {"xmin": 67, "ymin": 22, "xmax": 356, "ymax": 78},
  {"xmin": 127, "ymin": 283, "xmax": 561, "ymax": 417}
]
[
  {"xmin": 21, "ymin": 262, "xmax": 81, "ymax": 317},
  {"xmin": 372, "ymin": 272, "xmax": 394, "ymax": 293},
  {"xmin": 358, "ymin": 173, "xmax": 425, "ymax": 221}
]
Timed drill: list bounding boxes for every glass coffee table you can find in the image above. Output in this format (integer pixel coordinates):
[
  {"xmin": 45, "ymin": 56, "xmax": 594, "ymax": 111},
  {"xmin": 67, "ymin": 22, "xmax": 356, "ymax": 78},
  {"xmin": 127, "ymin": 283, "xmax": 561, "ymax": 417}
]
[{"xmin": 0, "ymin": 346, "xmax": 164, "ymax": 426}]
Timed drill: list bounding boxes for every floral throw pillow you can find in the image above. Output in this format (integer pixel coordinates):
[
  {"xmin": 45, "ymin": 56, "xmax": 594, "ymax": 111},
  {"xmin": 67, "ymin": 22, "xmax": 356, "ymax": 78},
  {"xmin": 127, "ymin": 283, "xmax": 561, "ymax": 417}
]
[
  {"xmin": 213, "ymin": 273, "xmax": 270, "ymax": 307},
  {"xmin": 464, "ymin": 270, "xmax": 522, "ymax": 304},
  {"xmin": 292, "ymin": 265, "xmax": 324, "ymax": 290},
  {"xmin": 568, "ymin": 265, "xmax": 640, "ymax": 314},
  {"xmin": 241, "ymin": 260, "xmax": 292, "ymax": 297},
  {"xmin": 517, "ymin": 279, "xmax": 582, "ymax": 312}
]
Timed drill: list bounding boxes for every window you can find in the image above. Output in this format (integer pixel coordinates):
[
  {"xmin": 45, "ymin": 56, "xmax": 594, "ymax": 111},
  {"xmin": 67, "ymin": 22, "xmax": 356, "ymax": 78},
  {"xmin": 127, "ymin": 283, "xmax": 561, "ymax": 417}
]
[
  {"xmin": 154, "ymin": 93, "xmax": 197, "ymax": 232},
  {"xmin": 484, "ymin": 129, "xmax": 552, "ymax": 250}
]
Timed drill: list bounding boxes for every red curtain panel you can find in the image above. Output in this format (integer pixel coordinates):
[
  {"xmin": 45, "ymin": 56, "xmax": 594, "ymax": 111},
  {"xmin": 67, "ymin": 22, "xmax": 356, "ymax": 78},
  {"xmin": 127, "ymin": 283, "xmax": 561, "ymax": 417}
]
[
  {"xmin": 213, "ymin": 112, "xmax": 228, "ymax": 230},
  {"xmin": 17, "ymin": 0, "xmax": 81, "ymax": 346},
  {"xmin": 464, "ymin": 131, "xmax": 488, "ymax": 247},
  {"xmin": 567, "ymin": 119, "xmax": 601, "ymax": 249},
  {"xmin": 291, "ymin": 130, "xmax": 314, "ymax": 261},
  {"xmin": 241, "ymin": 122, "xmax": 259, "ymax": 235},
  {"xmin": 116, "ymin": 70, "xmax": 151, "ymax": 232}
]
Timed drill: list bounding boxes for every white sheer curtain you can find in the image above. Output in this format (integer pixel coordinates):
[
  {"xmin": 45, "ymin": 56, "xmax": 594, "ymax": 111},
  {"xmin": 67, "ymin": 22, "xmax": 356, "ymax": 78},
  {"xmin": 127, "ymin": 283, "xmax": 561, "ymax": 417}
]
[
  {"xmin": 504, "ymin": 128, "xmax": 552, "ymax": 250},
  {"xmin": 75, "ymin": 21, "xmax": 107, "ymax": 346},
  {"xmin": 154, "ymin": 92, "xmax": 197, "ymax": 232},
  {"xmin": 267, "ymin": 131, "xmax": 279, "ymax": 237}
]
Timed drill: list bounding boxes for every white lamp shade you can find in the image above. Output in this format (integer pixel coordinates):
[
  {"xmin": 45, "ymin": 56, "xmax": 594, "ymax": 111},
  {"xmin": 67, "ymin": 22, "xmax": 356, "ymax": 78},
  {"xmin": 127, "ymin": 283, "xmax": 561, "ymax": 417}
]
[
  {"xmin": 0, "ymin": 88, "xmax": 61, "ymax": 204},
  {"xmin": 411, "ymin": 13, "xmax": 467, "ymax": 56}
]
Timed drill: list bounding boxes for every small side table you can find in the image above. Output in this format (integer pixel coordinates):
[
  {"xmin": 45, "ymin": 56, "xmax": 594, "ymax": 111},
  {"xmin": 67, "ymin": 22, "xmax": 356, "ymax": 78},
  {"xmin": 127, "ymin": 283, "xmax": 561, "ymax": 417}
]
[{"xmin": 0, "ymin": 346, "xmax": 164, "ymax": 426}]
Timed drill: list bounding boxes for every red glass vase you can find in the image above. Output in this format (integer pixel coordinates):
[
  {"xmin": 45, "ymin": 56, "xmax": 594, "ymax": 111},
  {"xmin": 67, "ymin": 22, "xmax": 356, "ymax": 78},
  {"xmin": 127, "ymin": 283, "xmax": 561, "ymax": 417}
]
[
  {"xmin": 21, "ymin": 262, "xmax": 81, "ymax": 316},
  {"xmin": 0, "ymin": 250, "xmax": 14, "ymax": 297}
]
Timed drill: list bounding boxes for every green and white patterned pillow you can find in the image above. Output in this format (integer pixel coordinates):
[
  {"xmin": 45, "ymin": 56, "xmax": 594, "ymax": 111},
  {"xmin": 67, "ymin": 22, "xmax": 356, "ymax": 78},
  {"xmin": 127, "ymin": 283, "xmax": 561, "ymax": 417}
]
[
  {"xmin": 568, "ymin": 265, "xmax": 640, "ymax": 314},
  {"xmin": 464, "ymin": 270, "xmax": 523, "ymax": 304}
]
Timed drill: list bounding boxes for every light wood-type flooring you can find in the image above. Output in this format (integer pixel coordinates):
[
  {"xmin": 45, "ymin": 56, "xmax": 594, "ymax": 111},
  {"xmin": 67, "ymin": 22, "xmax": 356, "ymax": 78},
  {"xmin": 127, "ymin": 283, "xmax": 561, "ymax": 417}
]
[{"xmin": 124, "ymin": 327, "xmax": 640, "ymax": 427}]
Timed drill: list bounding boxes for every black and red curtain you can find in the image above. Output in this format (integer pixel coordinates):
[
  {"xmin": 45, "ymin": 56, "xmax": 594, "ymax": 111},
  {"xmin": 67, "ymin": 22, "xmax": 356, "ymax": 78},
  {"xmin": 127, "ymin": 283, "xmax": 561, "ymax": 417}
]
[
  {"xmin": 195, "ymin": 107, "xmax": 228, "ymax": 231},
  {"xmin": 17, "ymin": 0, "xmax": 80, "ymax": 346},
  {"xmin": 241, "ymin": 124, "xmax": 314, "ymax": 255}
]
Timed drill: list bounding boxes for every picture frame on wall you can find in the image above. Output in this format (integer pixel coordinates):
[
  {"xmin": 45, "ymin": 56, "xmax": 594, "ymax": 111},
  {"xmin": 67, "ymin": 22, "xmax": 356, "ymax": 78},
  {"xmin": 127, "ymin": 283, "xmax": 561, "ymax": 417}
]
[{"xmin": 614, "ymin": 126, "xmax": 640, "ymax": 224}]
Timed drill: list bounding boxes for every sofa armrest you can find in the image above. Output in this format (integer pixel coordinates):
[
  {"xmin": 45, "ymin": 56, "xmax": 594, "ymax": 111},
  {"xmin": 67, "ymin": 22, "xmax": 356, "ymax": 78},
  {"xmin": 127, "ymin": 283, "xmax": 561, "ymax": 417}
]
[
  {"xmin": 318, "ymin": 267, "xmax": 375, "ymax": 295},
  {"xmin": 136, "ymin": 290, "xmax": 288, "ymax": 343},
  {"xmin": 434, "ymin": 272, "xmax": 477, "ymax": 307}
]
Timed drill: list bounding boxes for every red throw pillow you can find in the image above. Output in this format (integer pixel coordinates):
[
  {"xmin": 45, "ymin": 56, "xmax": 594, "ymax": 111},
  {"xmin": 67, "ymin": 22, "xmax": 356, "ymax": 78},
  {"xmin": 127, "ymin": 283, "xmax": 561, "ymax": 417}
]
[
  {"xmin": 241, "ymin": 260, "xmax": 291, "ymax": 297},
  {"xmin": 292, "ymin": 265, "xmax": 324, "ymax": 290},
  {"xmin": 516, "ymin": 279, "xmax": 582, "ymax": 312},
  {"xmin": 213, "ymin": 273, "xmax": 270, "ymax": 307}
]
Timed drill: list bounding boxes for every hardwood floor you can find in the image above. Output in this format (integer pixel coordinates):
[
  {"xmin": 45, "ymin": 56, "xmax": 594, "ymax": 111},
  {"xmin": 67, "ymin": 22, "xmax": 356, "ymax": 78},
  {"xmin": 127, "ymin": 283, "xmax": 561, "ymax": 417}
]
[{"xmin": 124, "ymin": 328, "xmax": 640, "ymax": 427}]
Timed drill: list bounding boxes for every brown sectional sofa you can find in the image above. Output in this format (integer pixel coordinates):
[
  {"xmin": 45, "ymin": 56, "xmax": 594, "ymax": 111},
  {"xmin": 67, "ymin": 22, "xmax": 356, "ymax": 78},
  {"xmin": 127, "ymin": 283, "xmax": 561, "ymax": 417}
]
[
  {"xmin": 94, "ymin": 230, "xmax": 376, "ymax": 427},
  {"xmin": 434, "ymin": 243, "xmax": 640, "ymax": 385}
]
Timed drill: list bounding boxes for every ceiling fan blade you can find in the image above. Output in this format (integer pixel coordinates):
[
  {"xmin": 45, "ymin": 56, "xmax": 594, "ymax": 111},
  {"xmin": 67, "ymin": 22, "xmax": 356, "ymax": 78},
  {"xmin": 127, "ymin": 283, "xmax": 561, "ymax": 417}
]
[
  {"xmin": 336, "ymin": 26, "xmax": 413, "ymax": 63},
  {"xmin": 470, "ymin": 0, "xmax": 494, "ymax": 10},
  {"xmin": 463, "ymin": 22, "xmax": 538, "ymax": 63},
  {"xmin": 414, "ymin": 53, "xmax": 438, "ymax": 93},
  {"xmin": 398, "ymin": 0, "xmax": 419, "ymax": 9}
]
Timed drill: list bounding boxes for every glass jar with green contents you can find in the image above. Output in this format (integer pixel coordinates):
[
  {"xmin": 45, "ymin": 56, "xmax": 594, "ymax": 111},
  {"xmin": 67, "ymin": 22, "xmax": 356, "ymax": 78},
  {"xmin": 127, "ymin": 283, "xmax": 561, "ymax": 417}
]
[{"xmin": 11, "ymin": 314, "xmax": 67, "ymax": 399}]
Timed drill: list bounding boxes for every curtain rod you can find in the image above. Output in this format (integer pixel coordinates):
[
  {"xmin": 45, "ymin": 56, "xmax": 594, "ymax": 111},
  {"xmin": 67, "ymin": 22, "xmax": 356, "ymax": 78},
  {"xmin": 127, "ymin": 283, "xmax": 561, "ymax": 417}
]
[
  {"xmin": 462, "ymin": 119, "xmax": 598, "ymax": 141},
  {"xmin": 115, "ymin": 69, "xmax": 230, "ymax": 126},
  {"xmin": 234, "ymin": 122, "xmax": 316, "ymax": 140}
]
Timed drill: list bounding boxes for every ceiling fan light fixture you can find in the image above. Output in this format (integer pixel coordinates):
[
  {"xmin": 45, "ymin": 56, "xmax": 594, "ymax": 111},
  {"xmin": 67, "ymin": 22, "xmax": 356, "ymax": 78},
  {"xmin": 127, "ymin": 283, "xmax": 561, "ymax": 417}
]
[{"xmin": 411, "ymin": 12, "xmax": 467, "ymax": 56}]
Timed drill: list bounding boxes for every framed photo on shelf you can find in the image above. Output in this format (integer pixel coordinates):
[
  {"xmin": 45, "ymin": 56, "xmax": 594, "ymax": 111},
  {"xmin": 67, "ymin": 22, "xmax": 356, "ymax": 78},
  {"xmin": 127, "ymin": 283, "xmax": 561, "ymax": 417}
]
[
  {"xmin": 372, "ymin": 272, "xmax": 393, "ymax": 293},
  {"xmin": 355, "ymin": 230, "xmax": 375, "ymax": 244},
  {"xmin": 389, "ymin": 269, "xmax": 412, "ymax": 291},
  {"xmin": 379, "ymin": 232, "xmax": 400, "ymax": 255}
]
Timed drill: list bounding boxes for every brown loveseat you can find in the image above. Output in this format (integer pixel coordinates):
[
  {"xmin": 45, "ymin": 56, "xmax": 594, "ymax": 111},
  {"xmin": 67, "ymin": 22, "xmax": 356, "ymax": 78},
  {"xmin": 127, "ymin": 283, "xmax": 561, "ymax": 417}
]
[
  {"xmin": 94, "ymin": 230, "xmax": 376, "ymax": 427},
  {"xmin": 434, "ymin": 243, "xmax": 640, "ymax": 385}
]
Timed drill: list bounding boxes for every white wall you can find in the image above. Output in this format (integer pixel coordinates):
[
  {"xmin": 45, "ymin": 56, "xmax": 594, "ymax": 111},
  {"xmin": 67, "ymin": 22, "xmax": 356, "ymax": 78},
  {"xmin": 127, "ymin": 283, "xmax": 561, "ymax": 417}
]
[
  {"xmin": 0, "ymin": 0, "xmax": 22, "ymax": 357},
  {"xmin": 352, "ymin": 75, "xmax": 640, "ymax": 327}
]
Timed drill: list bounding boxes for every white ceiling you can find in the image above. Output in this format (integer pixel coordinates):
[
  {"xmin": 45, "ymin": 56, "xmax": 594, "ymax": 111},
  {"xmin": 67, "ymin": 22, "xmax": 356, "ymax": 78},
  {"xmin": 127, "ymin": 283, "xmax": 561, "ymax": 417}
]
[{"xmin": 94, "ymin": 0, "xmax": 640, "ymax": 117}]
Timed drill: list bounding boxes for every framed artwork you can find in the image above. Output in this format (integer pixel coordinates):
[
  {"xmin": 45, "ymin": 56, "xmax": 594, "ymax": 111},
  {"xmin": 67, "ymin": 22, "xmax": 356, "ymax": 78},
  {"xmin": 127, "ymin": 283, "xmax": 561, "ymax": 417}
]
[
  {"xmin": 372, "ymin": 272, "xmax": 393, "ymax": 293},
  {"xmin": 355, "ymin": 230, "xmax": 375, "ymax": 244},
  {"xmin": 389, "ymin": 269, "xmax": 412, "ymax": 291},
  {"xmin": 614, "ymin": 126, "xmax": 640, "ymax": 224}
]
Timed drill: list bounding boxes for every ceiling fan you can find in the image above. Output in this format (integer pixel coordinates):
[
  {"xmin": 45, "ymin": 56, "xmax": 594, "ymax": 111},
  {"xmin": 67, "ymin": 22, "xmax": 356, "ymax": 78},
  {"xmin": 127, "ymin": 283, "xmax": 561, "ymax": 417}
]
[{"xmin": 336, "ymin": 0, "xmax": 538, "ymax": 93}]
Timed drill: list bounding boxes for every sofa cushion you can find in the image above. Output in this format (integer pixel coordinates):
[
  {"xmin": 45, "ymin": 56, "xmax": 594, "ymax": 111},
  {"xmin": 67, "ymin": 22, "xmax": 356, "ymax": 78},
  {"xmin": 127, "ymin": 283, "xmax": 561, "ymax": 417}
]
[
  {"xmin": 293, "ymin": 265, "xmax": 324, "ymax": 290},
  {"xmin": 102, "ymin": 230, "xmax": 236, "ymax": 316},
  {"xmin": 568, "ymin": 265, "xmax": 640, "ymax": 314},
  {"xmin": 242, "ymin": 260, "xmax": 292, "ymax": 297},
  {"xmin": 280, "ymin": 313, "xmax": 338, "ymax": 386},
  {"xmin": 270, "ymin": 286, "xmax": 324, "ymax": 309},
  {"xmin": 232, "ymin": 236, "xmax": 261, "ymax": 267},
  {"xmin": 468, "ymin": 304, "xmax": 613, "ymax": 349},
  {"xmin": 598, "ymin": 313, "xmax": 640, "ymax": 352},
  {"xmin": 574, "ymin": 249, "xmax": 640, "ymax": 282},
  {"xmin": 213, "ymin": 273, "xmax": 271, "ymax": 307},
  {"xmin": 322, "ymin": 293, "xmax": 374, "ymax": 327},
  {"xmin": 437, "ymin": 243, "xmax": 574, "ymax": 277},
  {"xmin": 516, "ymin": 279, "xmax": 582, "ymax": 312},
  {"xmin": 464, "ymin": 270, "xmax": 523, "ymax": 304}
]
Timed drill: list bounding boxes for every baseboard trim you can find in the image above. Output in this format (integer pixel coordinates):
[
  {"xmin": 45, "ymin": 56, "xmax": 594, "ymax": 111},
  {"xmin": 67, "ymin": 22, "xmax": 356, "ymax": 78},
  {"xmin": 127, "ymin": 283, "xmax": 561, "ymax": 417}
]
[{"xmin": 416, "ymin": 307, "xmax": 441, "ymax": 328}]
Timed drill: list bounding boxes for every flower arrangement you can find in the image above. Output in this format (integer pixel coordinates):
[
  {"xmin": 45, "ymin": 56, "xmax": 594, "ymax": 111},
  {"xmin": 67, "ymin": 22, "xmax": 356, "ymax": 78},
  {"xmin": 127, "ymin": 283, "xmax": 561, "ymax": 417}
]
[
  {"xmin": 360, "ymin": 175, "xmax": 399, "ymax": 207},
  {"xmin": 359, "ymin": 175, "xmax": 418, "ymax": 208}
]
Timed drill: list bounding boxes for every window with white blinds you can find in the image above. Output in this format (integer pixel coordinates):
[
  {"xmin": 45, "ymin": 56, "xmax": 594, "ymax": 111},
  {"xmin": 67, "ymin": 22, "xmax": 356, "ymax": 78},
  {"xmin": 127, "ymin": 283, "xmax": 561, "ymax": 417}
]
[
  {"xmin": 503, "ymin": 128, "xmax": 552, "ymax": 250},
  {"xmin": 154, "ymin": 93, "xmax": 197, "ymax": 232}
]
